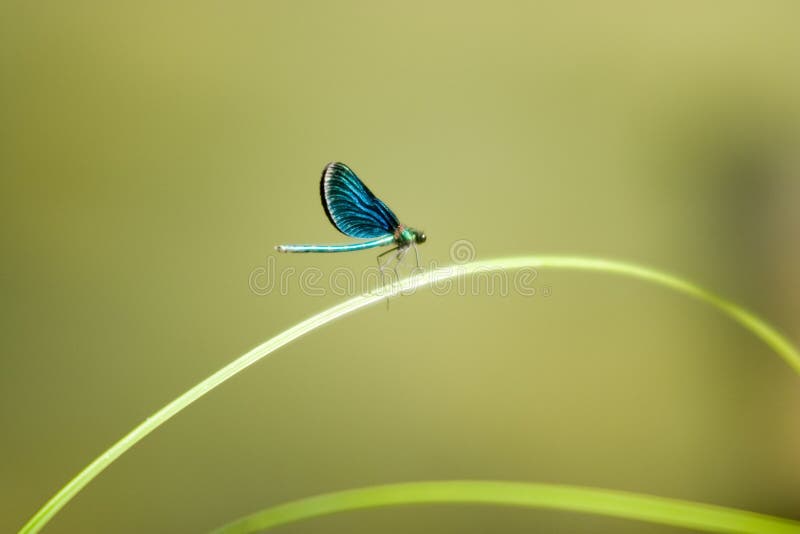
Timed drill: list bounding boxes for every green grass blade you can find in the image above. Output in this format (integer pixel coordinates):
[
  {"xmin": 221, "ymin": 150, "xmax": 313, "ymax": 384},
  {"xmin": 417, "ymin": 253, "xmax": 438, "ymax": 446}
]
[
  {"xmin": 19, "ymin": 256, "xmax": 800, "ymax": 533},
  {"xmin": 210, "ymin": 481, "xmax": 800, "ymax": 534}
]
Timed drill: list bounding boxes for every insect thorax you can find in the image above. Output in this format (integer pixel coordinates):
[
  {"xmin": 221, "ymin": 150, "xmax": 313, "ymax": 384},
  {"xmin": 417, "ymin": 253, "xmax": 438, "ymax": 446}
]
[{"xmin": 394, "ymin": 225, "xmax": 414, "ymax": 246}]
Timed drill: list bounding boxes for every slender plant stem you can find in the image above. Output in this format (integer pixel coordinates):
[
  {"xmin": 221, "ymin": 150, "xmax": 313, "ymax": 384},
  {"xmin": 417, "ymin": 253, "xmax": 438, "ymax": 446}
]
[
  {"xmin": 19, "ymin": 256, "xmax": 800, "ymax": 533},
  {"xmin": 211, "ymin": 481, "xmax": 800, "ymax": 534}
]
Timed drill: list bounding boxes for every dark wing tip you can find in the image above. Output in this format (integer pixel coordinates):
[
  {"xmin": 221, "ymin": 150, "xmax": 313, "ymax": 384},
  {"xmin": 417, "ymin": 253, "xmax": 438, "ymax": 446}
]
[{"xmin": 320, "ymin": 162, "xmax": 344, "ymax": 234}]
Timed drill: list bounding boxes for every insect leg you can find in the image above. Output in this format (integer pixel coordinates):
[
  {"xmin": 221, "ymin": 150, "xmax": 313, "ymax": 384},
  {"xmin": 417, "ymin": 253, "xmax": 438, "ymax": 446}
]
[
  {"xmin": 393, "ymin": 247, "xmax": 409, "ymax": 281},
  {"xmin": 377, "ymin": 246, "xmax": 399, "ymax": 284},
  {"xmin": 411, "ymin": 242, "xmax": 421, "ymax": 270},
  {"xmin": 376, "ymin": 246, "xmax": 400, "ymax": 310},
  {"xmin": 377, "ymin": 246, "xmax": 398, "ymax": 269},
  {"xmin": 396, "ymin": 246, "xmax": 409, "ymax": 262}
]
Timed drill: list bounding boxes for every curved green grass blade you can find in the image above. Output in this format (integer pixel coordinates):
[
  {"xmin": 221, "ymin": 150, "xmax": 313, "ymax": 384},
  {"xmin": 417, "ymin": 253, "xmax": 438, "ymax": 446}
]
[
  {"xmin": 211, "ymin": 481, "xmax": 800, "ymax": 534},
  {"xmin": 19, "ymin": 256, "xmax": 800, "ymax": 533}
]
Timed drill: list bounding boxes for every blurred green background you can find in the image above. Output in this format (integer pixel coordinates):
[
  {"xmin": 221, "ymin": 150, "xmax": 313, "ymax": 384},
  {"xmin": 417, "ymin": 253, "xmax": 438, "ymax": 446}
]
[{"xmin": 2, "ymin": 2, "xmax": 799, "ymax": 532}]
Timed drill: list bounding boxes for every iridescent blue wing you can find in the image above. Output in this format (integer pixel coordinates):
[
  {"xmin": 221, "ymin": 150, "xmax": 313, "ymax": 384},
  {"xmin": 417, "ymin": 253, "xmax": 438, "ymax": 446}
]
[{"xmin": 320, "ymin": 162, "xmax": 400, "ymax": 238}]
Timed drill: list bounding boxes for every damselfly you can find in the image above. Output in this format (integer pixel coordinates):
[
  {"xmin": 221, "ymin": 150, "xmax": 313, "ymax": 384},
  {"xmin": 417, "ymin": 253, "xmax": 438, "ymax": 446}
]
[{"xmin": 276, "ymin": 162, "xmax": 426, "ymax": 270}]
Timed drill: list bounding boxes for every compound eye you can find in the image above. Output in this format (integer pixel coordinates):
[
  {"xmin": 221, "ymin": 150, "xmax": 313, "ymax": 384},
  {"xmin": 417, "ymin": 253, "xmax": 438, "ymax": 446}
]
[{"xmin": 416, "ymin": 232, "xmax": 427, "ymax": 244}]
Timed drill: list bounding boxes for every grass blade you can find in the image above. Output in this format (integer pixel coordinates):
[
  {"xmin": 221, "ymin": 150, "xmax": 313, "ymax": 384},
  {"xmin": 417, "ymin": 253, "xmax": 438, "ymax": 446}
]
[
  {"xmin": 19, "ymin": 256, "xmax": 800, "ymax": 533},
  {"xmin": 211, "ymin": 481, "xmax": 800, "ymax": 534}
]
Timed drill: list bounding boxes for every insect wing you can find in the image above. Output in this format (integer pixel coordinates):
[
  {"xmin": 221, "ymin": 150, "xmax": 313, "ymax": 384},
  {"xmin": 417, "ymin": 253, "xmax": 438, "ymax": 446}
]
[{"xmin": 320, "ymin": 162, "xmax": 400, "ymax": 238}]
